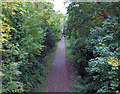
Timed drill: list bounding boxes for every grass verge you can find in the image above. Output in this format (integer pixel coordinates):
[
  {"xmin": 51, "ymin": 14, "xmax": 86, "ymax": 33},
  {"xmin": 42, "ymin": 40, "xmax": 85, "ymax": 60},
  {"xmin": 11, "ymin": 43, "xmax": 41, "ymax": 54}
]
[
  {"xmin": 65, "ymin": 39, "xmax": 99, "ymax": 94},
  {"xmin": 65, "ymin": 39, "xmax": 78, "ymax": 92},
  {"xmin": 34, "ymin": 42, "xmax": 58, "ymax": 92},
  {"xmin": 65, "ymin": 39, "xmax": 73, "ymax": 61}
]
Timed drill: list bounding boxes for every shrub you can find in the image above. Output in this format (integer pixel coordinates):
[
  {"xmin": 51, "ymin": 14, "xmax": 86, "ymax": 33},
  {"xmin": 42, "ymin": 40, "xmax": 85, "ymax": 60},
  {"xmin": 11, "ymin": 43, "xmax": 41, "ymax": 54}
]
[{"xmin": 1, "ymin": 2, "xmax": 63, "ymax": 92}]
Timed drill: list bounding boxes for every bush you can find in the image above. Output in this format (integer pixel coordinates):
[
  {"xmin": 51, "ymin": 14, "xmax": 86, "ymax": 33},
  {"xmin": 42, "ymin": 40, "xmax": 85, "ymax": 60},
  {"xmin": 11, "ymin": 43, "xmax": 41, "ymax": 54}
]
[
  {"xmin": 85, "ymin": 17, "xmax": 120, "ymax": 93},
  {"xmin": 86, "ymin": 57, "xmax": 120, "ymax": 94},
  {"xmin": 64, "ymin": 3, "xmax": 120, "ymax": 93},
  {"xmin": 1, "ymin": 2, "xmax": 63, "ymax": 92},
  {"xmin": 70, "ymin": 37, "xmax": 94, "ymax": 76}
]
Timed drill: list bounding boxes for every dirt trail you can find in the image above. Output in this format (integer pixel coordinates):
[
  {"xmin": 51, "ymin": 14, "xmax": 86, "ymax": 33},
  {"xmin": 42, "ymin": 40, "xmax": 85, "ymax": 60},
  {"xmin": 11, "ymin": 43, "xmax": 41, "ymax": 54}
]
[{"xmin": 45, "ymin": 38, "xmax": 69, "ymax": 92}]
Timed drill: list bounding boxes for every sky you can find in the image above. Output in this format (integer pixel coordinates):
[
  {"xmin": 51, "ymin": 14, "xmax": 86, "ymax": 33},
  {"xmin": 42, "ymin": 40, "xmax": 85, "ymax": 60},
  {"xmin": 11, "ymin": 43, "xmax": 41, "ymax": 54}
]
[{"xmin": 53, "ymin": 0, "xmax": 67, "ymax": 14}]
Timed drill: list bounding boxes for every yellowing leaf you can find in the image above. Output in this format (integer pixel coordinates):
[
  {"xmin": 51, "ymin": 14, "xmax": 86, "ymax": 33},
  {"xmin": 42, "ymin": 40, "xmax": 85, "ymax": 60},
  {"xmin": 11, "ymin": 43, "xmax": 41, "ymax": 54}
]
[
  {"xmin": 12, "ymin": 12, "xmax": 15, "ymax": 15},
  {"xmin": 0, "ymin": 14, "xmax": 5, "ymax": 17},
  {"xmin": 31, "ymin": 2, "xmax": 34, "ymax": 5},
  {"xmin": 0, "ymin": 71, "xmax": 2, "ymax": 75},
  {"xmin": 3, "ymin": 5, "xmax": 7, "ymax": 9},
  {"xmin": 4, "ymin": 17, "xmax": 7, "ymax": 21},
  {"xmin": 13, "ymin": 7, "xmax": 17, "ymax": 11},
  {"xmin": 0, "ymin": 49, "xmax": 5, "ymax": 52},
  {"xmin": 7, "ymin": 27, "xmax": 11, "ymax": 31},
  {"xmin": 11, "ymin": 4, "xmax": 14, "ymax": 8},
  {"xmin": 20, "ymin": 11, "xmax": 23, "ymax": 15},
  {"xmin": 0, "ymin": 38, "xmax": 6, "ymax": 43},
  {"xmin": 0, "ymin": 3, "xmax": 2, "ymax": 6},
  {"xmin": 116, "ymin": 90, "xmax": 119, "ymax": 94},
  {"xmin": 2, "ymin": 33, "xmax": 8, "ymax": 39}
]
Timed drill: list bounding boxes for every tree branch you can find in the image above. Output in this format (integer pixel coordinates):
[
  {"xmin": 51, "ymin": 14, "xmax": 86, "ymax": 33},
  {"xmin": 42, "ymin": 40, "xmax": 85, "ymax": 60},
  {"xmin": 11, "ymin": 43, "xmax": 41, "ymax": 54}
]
[
  {"xmin": 7, "ymin": 9, "xmax": 14, "ymax": 21},
  {"xmin": 24, "ymin": 11, "xmax": 30, "ymax": 25},
  {"xmin": 96, "ymin": 2, "xmax": 108, "ymax": 19}
]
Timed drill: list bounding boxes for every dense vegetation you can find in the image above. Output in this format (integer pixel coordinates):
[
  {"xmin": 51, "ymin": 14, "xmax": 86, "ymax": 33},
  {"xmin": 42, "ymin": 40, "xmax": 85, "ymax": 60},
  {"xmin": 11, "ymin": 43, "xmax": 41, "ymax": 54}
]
[
  {"xmin": 1, "ymin": 2, "xmax": 64, "ymax": 92},
  {"xmin": 1, "ymin": 1, "xmax": 120, "ymax": 93},
  {"xmin": 64, "ymin": 2, "xmax": 120, "ymax": 94}
]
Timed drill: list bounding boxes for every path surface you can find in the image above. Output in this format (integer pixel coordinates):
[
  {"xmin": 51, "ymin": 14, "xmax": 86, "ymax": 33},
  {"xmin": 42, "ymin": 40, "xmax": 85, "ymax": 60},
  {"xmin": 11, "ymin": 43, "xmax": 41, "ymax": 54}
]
[{"xmin": 45, "ymin": 38, "xmax": 69, "ymax": 92}]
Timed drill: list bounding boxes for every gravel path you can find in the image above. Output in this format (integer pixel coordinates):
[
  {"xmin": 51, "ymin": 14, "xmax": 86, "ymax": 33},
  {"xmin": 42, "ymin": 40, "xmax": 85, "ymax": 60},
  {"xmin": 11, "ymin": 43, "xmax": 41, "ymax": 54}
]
[{"xmin": 45, "ymin": 38, "xmax": 69, "ymax": 92}]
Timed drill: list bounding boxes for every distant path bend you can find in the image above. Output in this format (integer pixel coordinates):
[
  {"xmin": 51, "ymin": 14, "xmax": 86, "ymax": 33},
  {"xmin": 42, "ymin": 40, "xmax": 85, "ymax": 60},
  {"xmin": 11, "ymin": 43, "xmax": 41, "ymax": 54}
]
[{"xmin": 45, "ymin": 38, "xmax": 69, "ymax": 92}]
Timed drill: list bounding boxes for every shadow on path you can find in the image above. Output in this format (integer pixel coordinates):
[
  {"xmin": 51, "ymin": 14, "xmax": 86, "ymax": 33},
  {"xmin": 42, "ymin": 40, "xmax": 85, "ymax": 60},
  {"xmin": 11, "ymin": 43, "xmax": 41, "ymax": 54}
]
[{"xmin": 45, "ymin": 38, "xmax": 69, "ymax": 92}]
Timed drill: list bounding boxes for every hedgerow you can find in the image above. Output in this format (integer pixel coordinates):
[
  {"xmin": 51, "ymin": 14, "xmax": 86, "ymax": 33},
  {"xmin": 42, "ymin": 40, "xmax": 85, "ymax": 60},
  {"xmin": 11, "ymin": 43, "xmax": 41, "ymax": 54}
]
[
  {"xmin": 64, "ymin": 2, "xmax": 120, "ymax": 94},
  {"xmin": 1, "ymin": 2, "xmax": 63, "ymax": 92}
]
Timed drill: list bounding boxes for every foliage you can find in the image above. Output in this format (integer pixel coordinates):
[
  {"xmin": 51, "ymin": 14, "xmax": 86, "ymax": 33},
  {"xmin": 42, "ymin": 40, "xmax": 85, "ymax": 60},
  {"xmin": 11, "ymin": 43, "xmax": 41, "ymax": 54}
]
[
  {"xmin": 86, "ymin": 57, "xmax": 120, "ymax": 94},
  {"xmin": 1, "ymin": 2, "xmax": 64, "ymax": 92},
  {"xmin": 64, "ymin": 2, "xmax": 120, "ymax": 94},
  {"xmin": 85, "ymin": 17, "xmax": 120, "ymax": 94}
]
